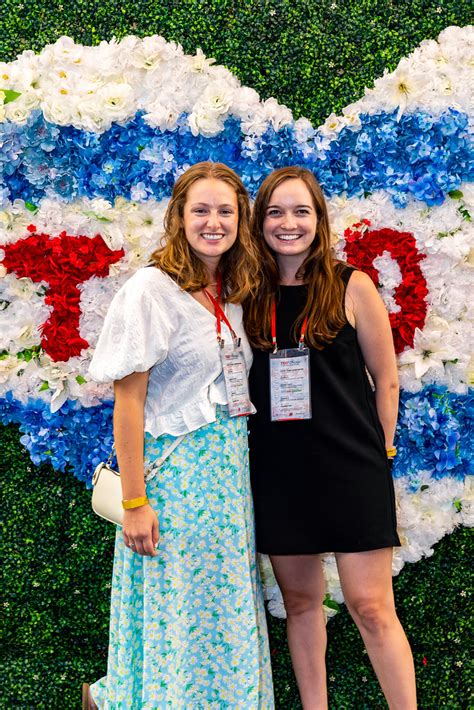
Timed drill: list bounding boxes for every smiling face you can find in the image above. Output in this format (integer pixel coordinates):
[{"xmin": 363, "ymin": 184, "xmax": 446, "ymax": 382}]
[
  {"xmin": 182, "ymin": 178, "xmax": 239, "ymax": 274},
  {"xmin": 262, "ymin": 178, "xmax": 318, "ymax": 267}
]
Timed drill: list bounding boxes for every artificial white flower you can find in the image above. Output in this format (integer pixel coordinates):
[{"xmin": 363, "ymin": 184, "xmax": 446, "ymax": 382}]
[
  {"xmin": 373, "ymin": 251, "xmax": 402, "ymax": 313},
  {"xmin": 97, "ymin": 81, "xmax": 136, "ymax": 120},
  {"xmin": 197, "ymin": 80, "xmax": 235, "ymax": 115},
  {"xmin": 42, "ymin": 96, "xmax": 75, "ymax": 126},
  {"xmin": 294, "ymin": 116, "xmax": 315, "ymax": 142},
  {"xmin": 130, "ymin": 35, "xmax": 172, "ymax": 71},
  {"xmin": 231, "ymin": 86, "xmax": 261, "ymax": 120},
  {"xmin": 374, "ymin": 60, "xmax": 425, "ymax": 119},
  {"xmin": 40, "ymin": 35, "xmax": 84, "ymax": 66},
  {"xmin": 398, "ymin": 315, "xmax": 460, "ymax": 379},
  {"xmin": 320, "ymin": 112, "xmax": 347, "ymax": 137},
  {"xmin": 188, "ymin": 47, "xmax": 216, "ymax": 74},
  {"xmin": 143, "ymin": 101, "xmax": 179, "ymax": 132},
  {"xmin": 262, "ymin": 97, "xmax": 293, "ymax": 130},
  {"xmin": 188, "ymin": 109, "xmax": 224, "ymax": 137},
  {"xmin": 240, "ymin": 107, "xmax": 269, "ymax": 137}
]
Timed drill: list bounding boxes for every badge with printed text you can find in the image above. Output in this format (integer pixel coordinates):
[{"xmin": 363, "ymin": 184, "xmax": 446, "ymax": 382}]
[
  {"xmin": 204, "ymin": 278, "xmax": 253, "ymax": 418},
  {"xmin": 220, "ymin": 341, "xmax": 253, "ymax": 417},
  {"xmin": 269, "ymin": 347, "xmax": 312, "ymax": 421}
]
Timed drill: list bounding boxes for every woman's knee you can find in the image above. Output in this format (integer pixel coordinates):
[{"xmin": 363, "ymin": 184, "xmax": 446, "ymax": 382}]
[
  {"xmin": 282, "ymin": 588, "xmax": 325, "ymax": 617},
  {"xmin": 346, "ymin": 597, "xmax": 395, "ymax": 636}
]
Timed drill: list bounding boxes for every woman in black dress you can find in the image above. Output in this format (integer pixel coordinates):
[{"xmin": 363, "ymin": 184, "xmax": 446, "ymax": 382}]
[{"xmin": 245, "ymin": 167, "xmax": 416, "ymax": 709}]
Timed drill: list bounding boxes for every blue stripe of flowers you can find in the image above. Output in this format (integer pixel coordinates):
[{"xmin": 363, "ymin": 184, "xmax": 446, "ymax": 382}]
[
  {"xmin": 1, "ymin": 385, "xmax": 472, "ymax": 485},
  {"xmin": 0, "ymin": 108, "xmax": 471, "ymax": 209}
]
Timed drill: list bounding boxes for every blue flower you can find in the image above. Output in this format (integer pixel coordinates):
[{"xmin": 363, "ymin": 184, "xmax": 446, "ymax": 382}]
[
  {"xmin": 0, "ymin": 106, "xmax": 471, "ymax": 210},
  {"xmin": 394, "ymin": 387, "xmax": 473, "ymax": 483},
  {"xmin": 2, "ymin": 384, "xmax": 471, "ymax": 487},
  {"xmin": 1, "ymin": 393, "xmax": 114, "ymax": 486}
]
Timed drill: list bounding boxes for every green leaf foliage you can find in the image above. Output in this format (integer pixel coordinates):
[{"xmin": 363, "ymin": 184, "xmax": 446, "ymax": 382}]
[
  {"xmin": 0, "ymin": 0, "xmax": 471, "ymax": 127},
  {"xmin": 0, "ymin": 1, "xmax": 472, "ymax": 706},
  {"xmin": 0, "ymin": 88, "xmax": 21, "ymax": 103},
  {"xmin": 1, "ymin": 422, "xmax": 472, "ymax": 708}
]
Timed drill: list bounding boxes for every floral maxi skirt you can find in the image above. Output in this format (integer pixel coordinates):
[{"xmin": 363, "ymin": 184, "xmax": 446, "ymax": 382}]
[{"xmin": 91, "ymin": 409, "xmax": 274, "ymax": 709}]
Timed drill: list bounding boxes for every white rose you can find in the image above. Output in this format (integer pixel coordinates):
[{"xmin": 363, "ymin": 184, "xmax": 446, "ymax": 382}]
[
  {"xmin": 130, "ymin": 35, "xmax": 170, "ymax": 71},
  {"xmin": 189, "ymin": 47, "xmax": 216, "ymax": 74},
  {"xmin": 231, "ymin": 86, "xmax": 261, "ymax": 120},
  {"xmin": 41, "ymin": 97, "xmax": 73, "ymax": 126},
  {"xmin": 198, "ymin": 80, "xmax": 234, "ymax": 115},
  {"xmin": 143, "ymin": 100, "xmax": 179, "ymax": 132},
  {"xmin": 262, "ymin": 97, "xmax": 293, "ymax": 131},
  {"xmin": 5, "ymin": 103, "xmax": 30, "ymax": 124},
  {"xmin": 188, "ymin": 110, "xmax": 224, "ymax": 137},
  {"xmin": 97, "ymin": 81, "xmax": 135, "ymax": 119}
]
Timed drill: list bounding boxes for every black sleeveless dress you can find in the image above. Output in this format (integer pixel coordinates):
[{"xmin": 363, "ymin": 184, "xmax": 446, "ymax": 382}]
[{"xmin": 248, "ymin": 267, "xmax": 400, "ymax": 554}]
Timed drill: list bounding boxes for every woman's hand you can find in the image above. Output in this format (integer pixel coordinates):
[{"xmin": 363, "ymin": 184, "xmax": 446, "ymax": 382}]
[{"xmin": 122, "ymin": 504, "xmax": 160, "ymax": 557}]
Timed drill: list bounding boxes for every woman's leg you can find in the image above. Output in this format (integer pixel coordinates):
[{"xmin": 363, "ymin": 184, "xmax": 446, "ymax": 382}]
[
  {"xmin": 270, "ymin": 555, "xmax": 327, "ymax": 710},
  {"xmin": 336, "ymin": 548, "xmax": 417, "ymax": 709}
]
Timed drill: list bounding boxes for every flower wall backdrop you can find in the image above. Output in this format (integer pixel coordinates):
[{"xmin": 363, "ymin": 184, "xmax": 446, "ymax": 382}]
[
  {"xmin": 0, "ymin": 3, "xmax": 472, "ymax": 706},
  {"xmin": 1, "ymin": 29, "xmax": 472, "ymax": 616}
]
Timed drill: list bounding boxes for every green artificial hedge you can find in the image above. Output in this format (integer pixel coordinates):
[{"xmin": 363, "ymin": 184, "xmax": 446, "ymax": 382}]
[
  {"xmin": 1, "ymin": 423, "xmax": 471, "ymax": 708},
  {"xmin": 0, "ymin": 0, "xmax": 473, "ymax": 127},
  {"xmin": 1, "ymin": 0, "xmax": 472, "ymax": 706}
]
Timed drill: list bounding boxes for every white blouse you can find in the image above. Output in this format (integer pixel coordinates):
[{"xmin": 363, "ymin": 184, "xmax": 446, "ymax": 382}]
[{"xmin": 88, "ymin": 267, "xmax": 254, "ymax": 437}]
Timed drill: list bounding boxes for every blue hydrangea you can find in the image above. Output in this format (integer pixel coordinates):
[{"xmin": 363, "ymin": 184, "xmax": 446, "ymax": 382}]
[
  {"xmin": 1, "ymin": 385, "xmax": 471, "ymax": 486},
  {"xmin": 1, "ymin": 107, "xmax": 471, "ymax": 208},
  {"xmin": 393, "ymin": 386, "xmax": 473, "ymax": 484},
  {"xmin": 2, "ymin": 392, "xmax": 114, "ymax": 486}
]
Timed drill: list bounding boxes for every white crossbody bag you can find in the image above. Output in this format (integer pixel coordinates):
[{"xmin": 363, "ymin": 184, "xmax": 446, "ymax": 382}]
[{"xmin": 91, "ymin": 435, "xmax": 185, "ymax": 526}]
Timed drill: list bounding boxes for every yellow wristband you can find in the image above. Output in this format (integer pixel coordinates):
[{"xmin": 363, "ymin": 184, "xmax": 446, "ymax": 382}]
[
  {"xmin": 122, "ymin": 495, "xmax": 149, "ymax": 510},
  {"xmin": 386, "ymin": 446, "xmax": 397, "ymax": 458}
]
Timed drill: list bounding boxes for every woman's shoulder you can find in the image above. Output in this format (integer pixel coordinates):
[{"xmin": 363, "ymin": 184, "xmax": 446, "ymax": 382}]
[
  {"xmin": 334, "ymin": 260, "xmax": 357, "ymax": 284},
  {"xmin": 121, "ymin": 265, "xmax": 179, "ymax": 297},
  {"xmin": 344, "ymin": 267, "xmax": 379, "ymax": 306}
]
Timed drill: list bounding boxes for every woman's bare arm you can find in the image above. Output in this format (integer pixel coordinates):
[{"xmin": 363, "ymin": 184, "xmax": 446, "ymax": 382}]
[
  {"xmin": 346, "ymin": 271, "xmax": 399, "ymax": 448},
  {"xmin": 113, "ymin": 371, "xmax": 159, "ymax": 556}
]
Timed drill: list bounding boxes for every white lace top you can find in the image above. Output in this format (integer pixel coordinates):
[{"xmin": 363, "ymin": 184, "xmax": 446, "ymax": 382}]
[{"xmin": 88, "ymin": 267, "xmax": 254, "ymax": 437}]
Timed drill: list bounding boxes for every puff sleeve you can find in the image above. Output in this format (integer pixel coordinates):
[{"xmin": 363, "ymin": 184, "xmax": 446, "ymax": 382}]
[{"xmin": 88, "ymin": 270, "xmax": 171, "ymax": 383}]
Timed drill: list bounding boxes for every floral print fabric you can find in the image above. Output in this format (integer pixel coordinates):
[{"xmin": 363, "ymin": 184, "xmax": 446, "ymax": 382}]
[{"xmin": 90, "ymin": 408, "xmax": 274, "ymax": 709}]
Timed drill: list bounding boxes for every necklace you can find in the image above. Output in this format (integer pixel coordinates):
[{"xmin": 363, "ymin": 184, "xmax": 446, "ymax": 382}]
[{"xmin": 206, "ymin": 281, "xmax": 219, "ymax": 299}]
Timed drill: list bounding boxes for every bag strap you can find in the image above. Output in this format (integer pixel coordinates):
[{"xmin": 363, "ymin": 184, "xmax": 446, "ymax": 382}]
[
  {"xmin": 106, "ymin": 433, "xmax": 186, "ymax": 479},
  {"xmin": 146, "ymin": 434, "xmax": 185, "ymax": 477}
]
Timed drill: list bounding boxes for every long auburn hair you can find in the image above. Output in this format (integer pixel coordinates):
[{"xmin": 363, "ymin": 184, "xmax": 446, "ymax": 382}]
[
  {"xmin": 151, "ymin": 161, "xmax": 260, "ymax": 303},
  {"xmin": 244, "ymin": 166, "xmax": 347, "ymax": 350}
]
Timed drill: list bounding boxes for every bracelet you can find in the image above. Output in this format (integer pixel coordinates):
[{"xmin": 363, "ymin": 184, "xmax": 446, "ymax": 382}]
[
  {"xmin": 122, "ymin": 495, "xmax": 149, "ymax": 510},
  {"xmin": 386, "ymin": 446, "xmax": 397, "ymax": 458}
]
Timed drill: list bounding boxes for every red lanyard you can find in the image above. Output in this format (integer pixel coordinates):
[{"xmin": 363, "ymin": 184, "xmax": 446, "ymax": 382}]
[
  {"xmin": 271, "ymin": 297, "xmax": 308, "ymax": 352},
  {"xmin": 204, "ymin": 275, "xmax": 238, "ymax": 343}
]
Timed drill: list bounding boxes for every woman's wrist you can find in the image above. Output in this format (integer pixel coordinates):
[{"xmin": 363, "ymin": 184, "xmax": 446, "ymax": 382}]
[
  {"xmin": 122, "ymin": 495, "xmax": 149, "ymax": 510},
  {"xmin": 386, "ymin": 446, "xmax": 396, "ymax": 458}
]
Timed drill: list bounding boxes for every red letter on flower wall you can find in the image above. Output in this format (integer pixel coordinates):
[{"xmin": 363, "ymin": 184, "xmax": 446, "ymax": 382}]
[
  {"xmin": 344, "ymin": 223, "xmax": 428, "ymax": 354},
  {"xmin": 2, "ymin": 226, "xmax": 124, "ymax": 362}
]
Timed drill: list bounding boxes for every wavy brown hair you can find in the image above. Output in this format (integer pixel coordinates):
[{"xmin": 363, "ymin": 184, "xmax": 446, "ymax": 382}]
[
  {"xmin": 151, "ymin": 161, "xmax": 260, "ymax": 303},
  {"xmin": 244, "ymin": 166, "xmax": 347, "ymax": 350}
]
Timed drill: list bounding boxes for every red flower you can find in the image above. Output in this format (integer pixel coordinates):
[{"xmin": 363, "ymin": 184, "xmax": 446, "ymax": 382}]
[
  {"xmin": 344, "ymin": 224, "xmax": 428, "ymax": 354},
  {"xmin": 2, "ymin": 230, "xmax": 124, "ymax": 362}
]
